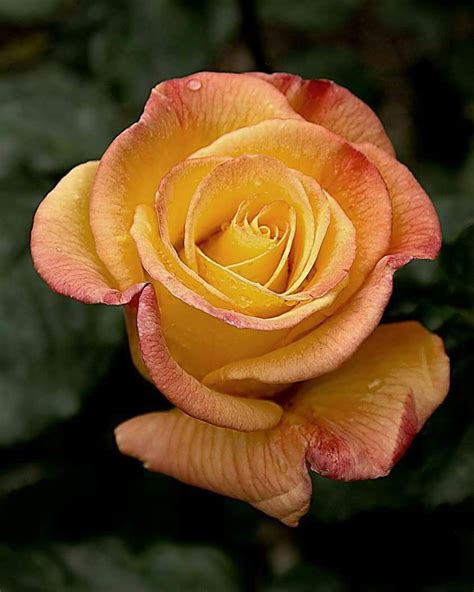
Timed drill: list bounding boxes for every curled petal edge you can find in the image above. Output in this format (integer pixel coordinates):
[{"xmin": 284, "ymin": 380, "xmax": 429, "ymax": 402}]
[
  {"xmin": 253, "ymin": 72, "xmax": 395, "ymax": 156},
  {"xmin": 133, "ymin": 284, "xmax": 284, "ymax": 432},
  {"xmin": 30, "ymin": 160, "xmax": 146, "ymax": 306},
  {"xmin": 115, "ymin": 321, "xmax": 449, "ymax": 525}
]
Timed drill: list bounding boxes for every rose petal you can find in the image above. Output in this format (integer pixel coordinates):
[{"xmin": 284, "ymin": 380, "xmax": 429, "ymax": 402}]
[
  {"xmin": 115, "ymin": 410, "xmax": 310, "ymax": 527},
  {"xmin": 116, "ymin": 322, "xmax": 449, "ymax": 524},
  {"xmin": 31, "ymin": 161, "xmax": 143, "ymax": 305},
  {"xmin": 194, "ymin": 118, "xmax": 392, "ymax": 299},
  {"xmin": 182, "ymin": 155, "xmax": 319, "ymax": 307},
  {"xmin": 291, "ymin": 175, "xmax": 356, "ymax": 299},
  {"xmin": 357, "ymin": 142, "xmax": 441, "ymax": 259},
  {"xmin": 209, "ymin": 201, "xmax": 294, "ymax": 290},
  {"xmin": 90, "ymin": 73, "xmax": 301, "ymax": 290},
  {"xmin": 135, "ymin": 284, "xmax": 283, "ymax": 430},
  {"xmin": 293, "ymin": 321, "xmax": 449, "ymax": 480},
  {"xmin": 132, "ymin": 203, "xmax": 342, "ymax": 334},
  {"xmin": 202, "ymin": 253, "xmax": 406, "ymax": 391},
  {"xmin": 254, "ymin": 72, "xmax": 395, "ymax": 156}
]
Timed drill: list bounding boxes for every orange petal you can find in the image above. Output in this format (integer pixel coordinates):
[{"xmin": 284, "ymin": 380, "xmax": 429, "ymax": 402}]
[
  {"xmin": 123, "ymin": 298, "xmax": 150, "ymax": 381},
  {"xmin": 194, "ymin": 249, "xmax": 292, "ymax": 318},
  {"xmin": 115, "ymin": 410, "xmax": 310, "ymax": 527},
  {"xmin": 291, "ymin": 174, "xmax": 356, "ymax": 299},
  {"xmin": 90, "ymin": 73, "xmax": 301, "ymax": 290},
  {"xmin": 254, "ymin": 72, "xmax": 395, "ymax": 156},
  {"xmin": 292, "ymin": 321, "xmax": 449, "ymax": 480},
  {"xmin": 157, "ymin": 156, "xmax": 229, "ymax": 248},
  {"xmin": 206, "ymin": 201, "xmax": 294, "ymax": 289},
  {"xmin": 357, "ymin": 142, "xmax": 441, "ymax": 259},
  {"xmin": 202, "ymin": 253, "xmax": 406, "ymax": 391},
  {"xmin": 115, "ymin": 322, "xmax": 448, "ymax": 524},
  {"xmin": 132, "ymin": 203, "xmax": 345, "ymax": 334},
  {"xmin": 31, "ymin": 161, "xmax": 143, "ymax": 305},
  {"xmin": 194, "ymin": 118, "xmax": 392, "ymax": 299},
  {"xmin": 182, "ymin": 155, "xmax": 316, "ymax": 285},
  {"xmin": 135, "ymin": 284, "xmax": 283, "ymax": 431}
]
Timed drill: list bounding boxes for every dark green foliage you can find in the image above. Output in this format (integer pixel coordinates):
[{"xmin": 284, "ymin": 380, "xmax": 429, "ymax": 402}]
[{"xmin": 0, "ymin": 0, "xmax": 472, "ymax": 589}]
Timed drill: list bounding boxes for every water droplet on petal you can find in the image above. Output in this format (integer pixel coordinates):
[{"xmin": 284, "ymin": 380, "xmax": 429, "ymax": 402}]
[
  {"xmin": 368, "ymin": 378, "xmax": 382, "ymax": 392},
  {"xmin": 56, "ymin": 247, "xmax": 62, "ymax": 252},
  {"xmin": 187, "ymin": 79, "xmax": 202, "ymax": 91}
]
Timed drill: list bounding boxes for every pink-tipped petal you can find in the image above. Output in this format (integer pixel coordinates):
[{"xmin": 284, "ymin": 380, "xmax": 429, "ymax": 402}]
[
  {"xmin": 358, "ymin": 142, "xmax": 442, "ymax": 259},
  {"xmin": 90, "ymin": 73, "xmax": 301, "ymax": 290},
  {"xmin": 115, "ymin": 410, "xmax": 310, "ymax": 527},
  {"xmin": 115, "ymin": 322, "xmax": 448, "ymax": 523},
  {"xmin": 31, "ymin": 161, "xmax": 143, "ymax": 305},
  {"xmin": 294, "ymin": 322, "xmax": 450, "ymax": 480},
  {"xmin": 254, "ymin": 72, "xmax": 395, "ymax": 156},
  {"xmin": 135, "ymin": 285, "xmax": 283, "ymax": 431},
  {"xmin": 203, "ymin": 253, "xmax": 406, "ymax": 391}
]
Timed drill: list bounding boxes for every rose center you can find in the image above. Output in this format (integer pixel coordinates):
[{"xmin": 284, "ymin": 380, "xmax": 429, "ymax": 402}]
[{"xmin": 198, "ymin": 197, "xmax": 294, "ymax": 290}]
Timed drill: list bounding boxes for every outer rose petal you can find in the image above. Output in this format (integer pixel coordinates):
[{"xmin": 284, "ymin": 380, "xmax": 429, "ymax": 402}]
[
  {"xmin": 254, "ymin": 72, "xmax": 395, "ymax": 156},
  {"xmin": 357, "ymin": 142, "xmax": 441, "ymax": 259},
  {"xmin": 116, "ymin": 410, "xmax": 311, "ymax": 527},
  {"xmin": 31, "ymin": 161, "xmax": 143, "ymax": 305},
  {"xmin": 116, "ymin": 322, "xmax": 449, "ymax": 525},
  {"xmin": 135, "ymin": 285, "xmax": 283, "ymax": 431},
  {"xmin": 296, "ymin": 322, "xmax": 449, "ymax": 480},
  {"xmin": 90, "ymin": 72, "xmax": 301, "ymax": 290}
]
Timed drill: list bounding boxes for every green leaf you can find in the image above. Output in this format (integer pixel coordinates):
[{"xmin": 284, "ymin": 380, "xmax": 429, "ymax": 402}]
[
  {"xmin": 440, "ymin": 223, "xmax": 474, "ymax": 294},
  {"xmin": 140, "ymin": 543, "xmax": 241, "ymax": 591},
  {"xmin": 433, "ymin": 196, "xmax": 474, "ymax": 243},
  {"xmin": 267, "ymin": 564, "xmax": 348, "ymax": 592}
]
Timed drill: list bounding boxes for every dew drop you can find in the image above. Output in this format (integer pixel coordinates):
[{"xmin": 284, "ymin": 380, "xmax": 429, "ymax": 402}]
[
  {"xmin": 187, "ymin": 79, "xmax": 202, "ymax": 91},
  {"xmin": 56, "ymin": 246, "xmax": 62, "ymax": 252},
  {"xmin": 368, "ymin": 378, "xmax": 382, "ymax": 391}
]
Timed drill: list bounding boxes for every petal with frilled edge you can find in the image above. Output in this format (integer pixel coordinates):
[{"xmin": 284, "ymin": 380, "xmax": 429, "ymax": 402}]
[
  {"xmin": 254, "ymin": 72, "xmax": 395, "ymax": 156},
  {"xmin": 115, "ymin": 321, "xmax": 449, "ymax": 524},
  {"xmin": 357, "ymin": 142, "xmax": 441, "ymax": 259},
  {"xmin": 90, "ymin": 72, "xmax": 301, "ymax": 290},
  {"xmin": 135, "ymin": 284, "xmax": 283, "ymax": 431},
  {"xmin": 31, "ymin": 161, "xmax": 144, "ymax": 305}
]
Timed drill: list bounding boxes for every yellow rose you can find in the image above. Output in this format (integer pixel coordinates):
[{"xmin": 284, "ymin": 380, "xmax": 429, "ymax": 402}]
[{"xmin": 31, "ymin": 72, "xmax": 449, "ymax": 525}]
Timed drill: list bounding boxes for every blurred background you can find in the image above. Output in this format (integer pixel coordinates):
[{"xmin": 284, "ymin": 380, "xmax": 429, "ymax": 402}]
[{"xmin": 0, "ymin": 0, "xmax": 473, "ymax": 590}]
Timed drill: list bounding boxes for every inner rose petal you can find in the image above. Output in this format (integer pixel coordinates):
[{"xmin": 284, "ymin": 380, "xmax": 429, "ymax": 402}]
[
  {"xmin": 133, "ymin": 145, "xmax": 356, "ymax": 329},
  {"xmin": 131, "ymin": 202, "xmax": 344, "ymax": 332},
  {"xmin": 182, "ymin": 155, "xmax": 317, "ymax": 286},
  {"xmin": 201, "ymin": 199, "xmax": 287, "ymax": 266},
  {"xmin": 192, "ymin": 118, "xmax": 392, "ymax": 306},
  {"xmin": 201, "ymin": 200, "xmax": 295, "ymax": 289}
]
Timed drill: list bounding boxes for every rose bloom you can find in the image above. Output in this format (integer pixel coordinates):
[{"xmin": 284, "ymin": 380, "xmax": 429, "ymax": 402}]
[{"xmin": 31, "ymin": 72, "xmax": 449, "ymax": 526}]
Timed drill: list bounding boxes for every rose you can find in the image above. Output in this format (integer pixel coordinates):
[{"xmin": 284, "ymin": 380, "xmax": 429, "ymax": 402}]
[{"xmin": 31, "ymin": 72, "xmax": 449, "ymax": 526}]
